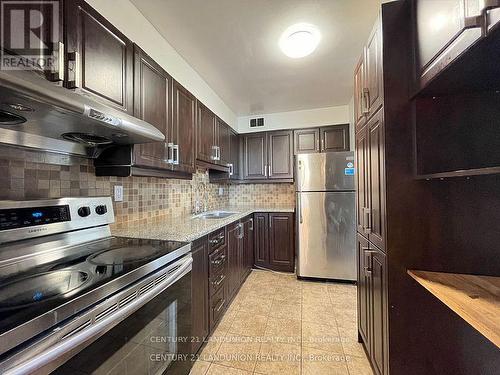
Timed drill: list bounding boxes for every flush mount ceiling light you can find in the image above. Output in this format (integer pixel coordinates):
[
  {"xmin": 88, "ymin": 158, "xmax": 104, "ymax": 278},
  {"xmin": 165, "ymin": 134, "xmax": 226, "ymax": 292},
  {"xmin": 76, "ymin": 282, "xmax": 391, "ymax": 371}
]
[{"xmin": 279, "ymin": 23, "xmax": 321, "ymax": 58}]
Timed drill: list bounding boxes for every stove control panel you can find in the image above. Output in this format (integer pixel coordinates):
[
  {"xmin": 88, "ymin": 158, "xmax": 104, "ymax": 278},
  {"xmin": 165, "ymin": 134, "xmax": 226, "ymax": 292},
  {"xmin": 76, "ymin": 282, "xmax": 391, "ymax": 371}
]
[{"xmin": 0, "ymin": 197, "xmax": 114, "ymax": 244}]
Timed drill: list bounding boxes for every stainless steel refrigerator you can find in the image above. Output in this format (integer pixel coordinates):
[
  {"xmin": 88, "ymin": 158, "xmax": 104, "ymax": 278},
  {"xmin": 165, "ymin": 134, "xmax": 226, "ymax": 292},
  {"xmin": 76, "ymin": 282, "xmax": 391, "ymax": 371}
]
[{"xmin": 296, "ymin": 152, "xmax": 356, "ymax": 280}]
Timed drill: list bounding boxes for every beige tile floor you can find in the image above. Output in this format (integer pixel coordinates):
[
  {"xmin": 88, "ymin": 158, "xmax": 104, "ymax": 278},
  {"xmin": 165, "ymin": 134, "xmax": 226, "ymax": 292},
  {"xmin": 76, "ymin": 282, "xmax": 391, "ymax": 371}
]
[{"xmin": 190, "ymin": 270, "xmax": 373, "ymax": 375}]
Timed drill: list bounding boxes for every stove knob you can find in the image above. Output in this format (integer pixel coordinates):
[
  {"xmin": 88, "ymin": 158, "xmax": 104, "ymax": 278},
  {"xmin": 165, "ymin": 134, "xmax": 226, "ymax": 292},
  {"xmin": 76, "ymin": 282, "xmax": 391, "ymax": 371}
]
[
  {"xmin": 78, "ymin": 206, "xmax": 91, "ymax": 217},
  {"xmin": 95, "ymin": 205, "xmax": 108, "ymax": 215}
]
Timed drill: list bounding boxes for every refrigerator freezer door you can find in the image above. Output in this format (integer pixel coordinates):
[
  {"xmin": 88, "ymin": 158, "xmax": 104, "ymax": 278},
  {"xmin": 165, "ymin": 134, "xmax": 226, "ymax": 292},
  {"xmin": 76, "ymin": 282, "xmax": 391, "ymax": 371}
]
[
  {"xmin": 296, "ymin": 152, "xmax": 355, "ymax": 192},
  {"xmin": 297, "ymin": 191, "xmax": 356, "ymax": 280}
]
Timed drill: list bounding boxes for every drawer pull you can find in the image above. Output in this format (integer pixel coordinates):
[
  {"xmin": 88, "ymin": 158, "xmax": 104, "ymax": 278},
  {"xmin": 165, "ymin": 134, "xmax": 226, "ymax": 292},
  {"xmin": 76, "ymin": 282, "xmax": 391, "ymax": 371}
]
[
  {"xmin": 211, "ymin": 255, "xmax": 226, "ymax": 266},
  {"xmin": 212, "ymin": 274, "xmax": 226, "ymax": 287},
  {"xmin": 215, "ymin": 298, "xmax": 225, "ymax": 313}
]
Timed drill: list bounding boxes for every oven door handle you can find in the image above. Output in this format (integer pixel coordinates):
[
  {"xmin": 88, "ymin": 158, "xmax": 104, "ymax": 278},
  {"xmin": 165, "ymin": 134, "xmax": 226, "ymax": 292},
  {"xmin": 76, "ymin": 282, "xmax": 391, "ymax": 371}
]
[{"xmin": 4, "ymin": 255, "xmax": 193, "ymax": 375}]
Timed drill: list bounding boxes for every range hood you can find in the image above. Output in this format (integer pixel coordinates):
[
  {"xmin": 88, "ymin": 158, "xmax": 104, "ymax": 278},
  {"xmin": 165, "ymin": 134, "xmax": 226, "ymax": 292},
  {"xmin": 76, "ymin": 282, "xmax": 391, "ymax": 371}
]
[{"xmin": 0, "ymin": 70, "xmax": 165, "ymax": 157}]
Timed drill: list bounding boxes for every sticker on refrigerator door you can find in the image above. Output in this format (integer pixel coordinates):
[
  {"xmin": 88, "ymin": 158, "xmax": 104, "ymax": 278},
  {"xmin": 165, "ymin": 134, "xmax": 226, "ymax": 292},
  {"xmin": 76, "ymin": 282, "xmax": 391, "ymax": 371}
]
[
  {"xmin": 347, "ymin": 162, "xmax": 354, "ymax": 168},
  {"xmin": 344, "ymin": 168, "xmax": 355, "ymax": 176}
]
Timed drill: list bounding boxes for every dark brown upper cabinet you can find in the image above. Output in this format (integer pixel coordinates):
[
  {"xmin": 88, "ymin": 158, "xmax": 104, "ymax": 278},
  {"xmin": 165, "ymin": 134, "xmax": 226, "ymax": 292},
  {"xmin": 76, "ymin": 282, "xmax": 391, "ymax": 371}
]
[
  {"xmin": 132, "ymin": 46, "xmax": 171, "ymax": 170},
  {"xmin": 196, "ymin": 101, "xmax": 216, "ymax": 163},
  {"xmin": 353, "ymin": 14, "xmax": 382, "ymax": 126},
  {"xmin": 364, "ymin": 17, "xmax": 383, "ymax": 118},
  {"xmin": 354, "ymin": 56, "xmax": 367, "ymax": 132},
  {"xmin": 294, "ymin": 128, "xmax": 320, "ymax": 154},
  {"xmin": 320, "ymin": 125, "xmax": 350, "ymax": 152},
  {"xmin": 172, "ymin": 80, "xmax": 196, "ymax": 173},
  {"xmin": 242, "ymin": 132, "xmax": 268, "ymax": 180},
  {"xmin": 413, "ymin": 0, "xmax": 485, "ymax": 90},
  {"xmin": 65, "ymin": 0, "xmax": 133, "ymax": 114},
  {"xmin": 294, "ymin": 125, "xmax": 350, "ymax": 154},
  {"xmin": 229, "ymin": 129, "xmax": 240, "ymax": 179},
  {"xmin": 216, "ymin": 117, "xmax": 231, "ymax": 167},
  {"xmin": 243, "ymin": 131, "xmax": 293, "ymax": 181},
  {"xmin": 268, "ymin": 131, "xmax": 293, "ymax": 179}
]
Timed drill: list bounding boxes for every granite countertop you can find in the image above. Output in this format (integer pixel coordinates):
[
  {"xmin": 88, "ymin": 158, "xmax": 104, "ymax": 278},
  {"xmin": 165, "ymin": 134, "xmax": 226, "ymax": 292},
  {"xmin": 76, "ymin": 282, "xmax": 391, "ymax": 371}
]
[{"xmin": 111, "ymin": 205, "xmax": 295, "ymax": 243}]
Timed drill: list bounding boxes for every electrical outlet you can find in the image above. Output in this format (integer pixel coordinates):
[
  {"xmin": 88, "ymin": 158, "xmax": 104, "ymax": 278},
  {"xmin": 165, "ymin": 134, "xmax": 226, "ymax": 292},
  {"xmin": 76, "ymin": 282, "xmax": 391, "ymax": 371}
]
[
  {"xmin": 114, "ymin": 185, "xmax": 123, "ymax": 202},
  {"xmin": 218, "ymin": 187, "xmax": 224, "ymax": 196}
]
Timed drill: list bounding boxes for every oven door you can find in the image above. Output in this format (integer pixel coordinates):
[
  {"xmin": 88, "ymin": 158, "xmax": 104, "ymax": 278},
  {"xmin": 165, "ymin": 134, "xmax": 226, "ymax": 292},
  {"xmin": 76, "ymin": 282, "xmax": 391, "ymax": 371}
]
[{"xmin": 2, "ymin": 254, "xmax": 193, "ymax": 375}]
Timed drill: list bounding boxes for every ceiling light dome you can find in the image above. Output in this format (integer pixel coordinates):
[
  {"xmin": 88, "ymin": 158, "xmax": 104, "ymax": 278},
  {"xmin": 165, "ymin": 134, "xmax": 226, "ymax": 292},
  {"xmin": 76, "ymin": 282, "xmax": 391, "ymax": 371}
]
[{"xmin": 279, "ymin": 23, "xmax": 321, "ymax": 59}]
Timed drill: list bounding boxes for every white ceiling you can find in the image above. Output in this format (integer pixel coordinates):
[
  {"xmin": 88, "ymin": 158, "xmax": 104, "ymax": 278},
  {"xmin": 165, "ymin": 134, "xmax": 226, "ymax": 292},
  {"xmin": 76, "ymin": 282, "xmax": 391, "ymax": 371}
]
[{"xmin": 131, "ymin": 0, "xmax": 382, "ymax": 116}]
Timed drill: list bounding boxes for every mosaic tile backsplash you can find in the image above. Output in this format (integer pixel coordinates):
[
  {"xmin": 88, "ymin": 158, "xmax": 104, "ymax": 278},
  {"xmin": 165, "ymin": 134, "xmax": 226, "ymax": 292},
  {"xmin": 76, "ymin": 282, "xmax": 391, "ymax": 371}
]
[{"xmin": 0, "ymin": 146, "xmax": 295, "ymax": 227}]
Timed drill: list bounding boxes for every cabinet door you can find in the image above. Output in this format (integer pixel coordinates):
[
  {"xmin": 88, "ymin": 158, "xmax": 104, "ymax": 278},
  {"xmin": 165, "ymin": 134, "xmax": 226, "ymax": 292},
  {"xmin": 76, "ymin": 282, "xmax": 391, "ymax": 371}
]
[
  {"xmin": 172, "ymin": 80, "xmax": 196, "ymax": 173},
  {"xmin": 357, "ymin": 234, "xmax": 371, "ymax": 351},
  {"xmin": 367, "ymin": 108, "xmax": 385, "ymax": 251},
  {"xmin": 415, "ymin": 0, "xmax": 484, "ymax": 88},
  {"xmin": 268, "ymin": 213, "xmax": 295, "ymax": 272},
  {"xmin": 356, "ymin": 127, "xmax": 370, "ymax": 235},
  {"xmin": 365, "ymin": 16, "xmax": 383, "ymax": 118},
  {"xmin": 191, "ymin": 238, "xmax": 209, "ymax": 354},
  {"xmin": 133, "ymin": 46, "xmax": 171, "ymax": 169},
  {"xmin": 243, "ymin": 133, "xmax": 268, "ymax": 180},
  {"xmin": 217, "ymin": 118, "xmax": 231, "ymax": 166},
  {"xmin": 320, "ymin": 125, "xmax": 350, "ymax": 152},
  {"xmin": 196, "ymin": 102, "xmax": 216, "ymax": 163},
  {"xmin": 229, "ymin": 130, "xmax": 240, "ymax": 179},
  {"xmin": 226, "ymin": 222, "xmax": 240, "ymax": 301},
  {"xmin": 268, "ymin": 130, "xmax": 293, "ymax": 179},
  {"xmin": 294, "ymin": 129, "xmax": 320, "ymax": 154},
  {"xmin": 65, "ymin": 0, "xmax": 133, "ymax": 113},
  {"xmin": 241, "ymin": 216, "xmax": 254, "ymax": 280},
  {"xmin": 354, "ymin": 56, "xmax": 367, "ymax": 133},
  {"xmin": 371, "ymin": 246, "xmax": 388, "ymax": 375},
  {"xmin": 253, "ymin": 213, "xmax": 269, "ymax": 268}
]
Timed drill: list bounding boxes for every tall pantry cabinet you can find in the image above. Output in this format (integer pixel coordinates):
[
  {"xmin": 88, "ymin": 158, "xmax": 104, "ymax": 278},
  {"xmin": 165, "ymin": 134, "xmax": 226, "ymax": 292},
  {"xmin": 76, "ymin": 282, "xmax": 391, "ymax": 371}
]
[{"xmin": 353, "ymin": 3, "xmax": 412, "ymax": 375}]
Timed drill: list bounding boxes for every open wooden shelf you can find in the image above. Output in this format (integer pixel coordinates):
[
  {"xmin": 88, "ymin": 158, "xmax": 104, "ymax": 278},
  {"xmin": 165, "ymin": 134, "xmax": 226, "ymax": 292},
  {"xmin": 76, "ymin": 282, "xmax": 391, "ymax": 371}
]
[{"xmin": 408, "ymin": 270, "xmax": 500, "ymax": 348}]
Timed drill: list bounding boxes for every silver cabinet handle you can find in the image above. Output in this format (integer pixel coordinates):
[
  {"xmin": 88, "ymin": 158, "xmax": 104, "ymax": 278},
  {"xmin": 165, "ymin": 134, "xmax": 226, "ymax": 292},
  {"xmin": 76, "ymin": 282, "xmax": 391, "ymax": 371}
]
[
  {"xmin": 173, "ymin": 144, "xmax": 179, "ymax": 165},
  {"xmin": 67, "ymin": 51, "xmax": 81, "ymax": 88},
  {"xmin": 362, "ymin": 88, "xmax": 370, "ymax": 115},
  {"xmin": 264, "ymin": 165, "xmax": 268, "ymax": 177},
  {"xmin": 211, "ymin": 145, "xmax": 217, "ymax": 161},
  {"xmin": 268, "ymin": 164, "xmax": 272, "ymax": 177},
  {"xmin": 167, "ymin": 142, "xmax": 174, "ymax": 164},
  {"xmin": 212, "ymin": 274, "xmax": 226, "ymax": 287},
  {"xmin": 227, "ymin": 163, "xmax": 234, "ymax": 176},
  {"xmin": 217, "ymin": 146, "xmax": 221, "ymax": 161},
  {"xmin": 249, "ymin": 218, "xmax": 253, "ymax": 231},
  {"xmin": 50, "ymin": 42, "xmax": 65, "ymax": 82},
  {"xmin": 363, "ymin": 207, "xmax": 371, "ymax": 234}
]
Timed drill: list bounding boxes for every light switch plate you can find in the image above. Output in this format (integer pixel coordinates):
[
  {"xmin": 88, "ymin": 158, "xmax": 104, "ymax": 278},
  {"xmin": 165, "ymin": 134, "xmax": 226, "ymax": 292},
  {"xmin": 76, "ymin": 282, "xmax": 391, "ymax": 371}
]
[
  {"xmin": 114, "ymin": 185, "xmax": 123, "ymax": 202},
  {"xmin": 218, "ymin": 187, "xmax": 224, "ymax": 196}
]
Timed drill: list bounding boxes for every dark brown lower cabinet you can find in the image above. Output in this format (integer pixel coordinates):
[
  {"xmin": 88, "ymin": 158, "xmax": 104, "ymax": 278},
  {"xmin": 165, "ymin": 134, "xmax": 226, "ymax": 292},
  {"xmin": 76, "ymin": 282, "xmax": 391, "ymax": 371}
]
[
  {"xmin": 191, "ymin": 237, "xmax": 209, "ymax": 354},
  {"xmin": 253, "ymin": 212, "xmax": 295, "ymax": 272},
  {"xmin": 357, "ymin": 233, "xmax": 388, "ymax": 375},
  {"xmin": 226, "ymin": 222, "xmax": 241, "ymax": 301}
]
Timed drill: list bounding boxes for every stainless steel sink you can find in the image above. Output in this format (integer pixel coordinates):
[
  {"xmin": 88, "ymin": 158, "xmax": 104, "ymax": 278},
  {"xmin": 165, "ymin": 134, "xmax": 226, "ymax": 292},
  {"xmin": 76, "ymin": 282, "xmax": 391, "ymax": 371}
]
[{"xmin": 193, "ymin": 210, "xmax": 238, "ymax": 219}]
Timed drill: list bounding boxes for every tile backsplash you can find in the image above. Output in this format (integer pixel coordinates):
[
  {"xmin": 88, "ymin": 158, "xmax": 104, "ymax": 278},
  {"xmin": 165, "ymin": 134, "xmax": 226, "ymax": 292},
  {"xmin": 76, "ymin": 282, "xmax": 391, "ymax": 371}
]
[
  {"xmin": 228, "ymin": 183, "xmax": 295, "ymax": 206},
  {"xmin": 0, "ymin": 146, "xmax": 295, "ymax": 228},
  {"xmin": 0, "ymin": 148, "xmax": 229, "ymax": 227}
]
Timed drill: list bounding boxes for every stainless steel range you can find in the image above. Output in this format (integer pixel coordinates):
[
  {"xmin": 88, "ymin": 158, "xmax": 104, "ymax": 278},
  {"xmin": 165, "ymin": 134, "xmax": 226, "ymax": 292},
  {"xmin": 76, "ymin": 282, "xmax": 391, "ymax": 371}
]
[{"xmin": 0, "ymin": 197, "xmax": 192, "ymax": 375}]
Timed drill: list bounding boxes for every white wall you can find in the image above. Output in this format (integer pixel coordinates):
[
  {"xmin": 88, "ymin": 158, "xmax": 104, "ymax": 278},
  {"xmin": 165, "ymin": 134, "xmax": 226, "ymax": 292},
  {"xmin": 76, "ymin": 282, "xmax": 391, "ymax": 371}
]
[{"xmin": 85, "ymin": 0, "xmax": 237, "ymax": 129}]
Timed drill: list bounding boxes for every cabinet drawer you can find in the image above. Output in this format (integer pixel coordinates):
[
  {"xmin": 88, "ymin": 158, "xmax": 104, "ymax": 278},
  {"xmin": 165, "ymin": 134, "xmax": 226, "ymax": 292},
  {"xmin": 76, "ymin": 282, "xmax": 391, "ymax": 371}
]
[
  {"xmin": 209, "ymin": 285, "xmax": 226, "ymax": 329},
  {"xmin": 208, "ymin": 228, "xmax": 226, "ymax": 253},
  {"xmin": 209, "ymin": 266, "xmax": 227, "ymax": 296},
  {"xmin": 209, "ymin": 245, "xmax": 228, "ymax": 275}
]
